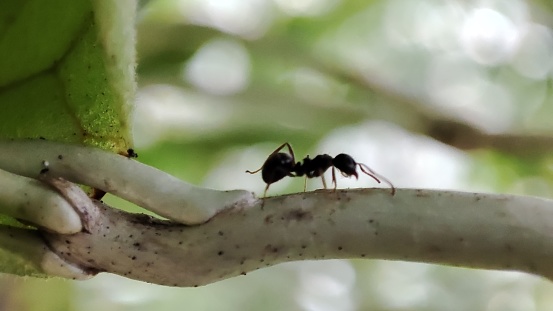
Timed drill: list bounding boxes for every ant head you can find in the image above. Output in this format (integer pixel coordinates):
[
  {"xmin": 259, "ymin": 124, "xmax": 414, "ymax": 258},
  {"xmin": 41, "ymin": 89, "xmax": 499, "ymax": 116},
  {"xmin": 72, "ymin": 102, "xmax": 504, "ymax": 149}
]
[{"xmin": 333, "ymin": 153, "xmax": 358, "ymax": 178}]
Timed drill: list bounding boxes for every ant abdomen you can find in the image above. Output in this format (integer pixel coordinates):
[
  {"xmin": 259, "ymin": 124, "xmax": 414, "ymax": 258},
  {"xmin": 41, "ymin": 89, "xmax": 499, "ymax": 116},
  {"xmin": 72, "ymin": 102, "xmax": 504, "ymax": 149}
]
[{"xmin": 260, "ymin": 153, "xmax": 294, "ymax": 184}]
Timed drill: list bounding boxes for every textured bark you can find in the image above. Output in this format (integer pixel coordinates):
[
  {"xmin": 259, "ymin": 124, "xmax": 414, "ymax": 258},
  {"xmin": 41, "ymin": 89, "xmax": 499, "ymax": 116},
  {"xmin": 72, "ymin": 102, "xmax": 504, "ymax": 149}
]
[{"xmin": 43, "ymin": 188, "xmax": 553, "ymax": 287}]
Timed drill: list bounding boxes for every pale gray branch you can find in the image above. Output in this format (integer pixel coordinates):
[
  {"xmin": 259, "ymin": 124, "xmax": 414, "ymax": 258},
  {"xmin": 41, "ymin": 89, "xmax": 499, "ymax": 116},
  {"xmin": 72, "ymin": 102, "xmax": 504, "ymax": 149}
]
[
  {"xmin": 42, "ymin": 188, "xmax": 553, "ymax": 287},
  {"xmin": 0, "ymin": 140, "xmax": 255, "ymax": 225},
  {"xmin": 0, "ymin": 168, "xmax": 82, "ymax": 234}
]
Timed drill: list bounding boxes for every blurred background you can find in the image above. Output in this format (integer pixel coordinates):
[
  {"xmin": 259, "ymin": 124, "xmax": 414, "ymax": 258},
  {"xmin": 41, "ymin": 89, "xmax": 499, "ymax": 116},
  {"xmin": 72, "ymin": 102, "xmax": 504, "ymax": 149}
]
[{"xmin": 3, "ymin": 0, "xmax": 553, "ymax": 310}]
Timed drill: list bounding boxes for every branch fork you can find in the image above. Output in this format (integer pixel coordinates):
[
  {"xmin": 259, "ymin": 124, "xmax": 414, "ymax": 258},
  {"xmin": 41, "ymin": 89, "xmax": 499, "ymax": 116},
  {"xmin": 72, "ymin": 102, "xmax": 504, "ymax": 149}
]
[{"xmin": 1, "ymin": 140, "xmax": 553, "ymax": 286}]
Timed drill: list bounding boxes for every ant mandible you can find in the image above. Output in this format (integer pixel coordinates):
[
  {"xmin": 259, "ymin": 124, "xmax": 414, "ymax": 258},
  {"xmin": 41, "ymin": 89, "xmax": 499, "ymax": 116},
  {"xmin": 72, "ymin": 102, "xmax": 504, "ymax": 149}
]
[{"xmin": 246, "ymin": 142, "xmax": 395, "ymax": 197}]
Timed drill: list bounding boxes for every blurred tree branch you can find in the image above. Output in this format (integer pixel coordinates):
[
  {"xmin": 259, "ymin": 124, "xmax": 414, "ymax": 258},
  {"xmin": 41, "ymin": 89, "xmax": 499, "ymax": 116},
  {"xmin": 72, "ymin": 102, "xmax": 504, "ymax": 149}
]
[{"xmin": 137, "ymin": 22, "xmax": 553, "ymax": 158}]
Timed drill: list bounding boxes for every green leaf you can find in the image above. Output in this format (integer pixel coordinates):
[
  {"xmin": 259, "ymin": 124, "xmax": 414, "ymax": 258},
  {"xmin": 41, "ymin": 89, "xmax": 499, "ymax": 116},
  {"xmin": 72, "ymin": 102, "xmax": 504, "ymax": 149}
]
[
  {"xmin": 0, "ymin": 0, "xmax": 137, "ymax": 276},
  {"xmin": 0, "ymin": 0, "xmax": 135, "ymax": 151}
]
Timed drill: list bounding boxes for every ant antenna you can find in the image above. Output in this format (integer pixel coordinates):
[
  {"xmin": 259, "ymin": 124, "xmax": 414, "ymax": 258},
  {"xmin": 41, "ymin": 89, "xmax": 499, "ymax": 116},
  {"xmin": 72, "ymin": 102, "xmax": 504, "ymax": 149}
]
[{"xmin": 358, "ymin": 163, "xmax": 395, "ymax": 195}]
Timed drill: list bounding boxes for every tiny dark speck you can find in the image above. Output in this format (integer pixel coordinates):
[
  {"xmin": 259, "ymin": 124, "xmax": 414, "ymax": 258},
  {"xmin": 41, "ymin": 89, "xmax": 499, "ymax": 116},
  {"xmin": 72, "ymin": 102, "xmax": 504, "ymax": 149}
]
[
  {"xmin": 133, "ymin": 242, "xmax": 140, "ymax": 247},
  {"xmin": 131, "ymin": 256, "xmax": 137, "ymax": 260},
  {"xmin": 58, "ymin": 154, "xmax": 63, "ymax": 160},
  {"xmin": 218, "ymin": 231, "xmax": 224, "ymax": 236},
  {"xmin": 218, "ymin": 251, "xmax": 224, "ymax": 256},
  {"xmin": 338, "ymin": 246, "xmax": 343, "ymax": 251}
]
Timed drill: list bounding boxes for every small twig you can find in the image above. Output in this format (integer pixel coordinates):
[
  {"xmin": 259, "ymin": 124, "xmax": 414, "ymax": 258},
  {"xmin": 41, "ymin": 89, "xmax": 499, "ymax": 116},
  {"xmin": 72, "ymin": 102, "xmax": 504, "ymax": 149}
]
[
  {"xmin": 0, "ymin": 140, "xmax": 255, "ymax": 225},
  {"xmin": 0, "ymin": 168, "xmax": 82, "ymax": 234}
]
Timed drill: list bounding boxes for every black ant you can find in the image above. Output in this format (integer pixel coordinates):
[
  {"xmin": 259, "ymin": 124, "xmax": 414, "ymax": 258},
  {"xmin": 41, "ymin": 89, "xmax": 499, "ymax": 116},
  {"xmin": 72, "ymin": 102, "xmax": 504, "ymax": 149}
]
[
  {"xmin": 125, "ymin": 148, "xmax": 138, "ymax": 158},
  {"xmin": 246, "ymin": 142, "xmax": 395, "ymax": 197}
]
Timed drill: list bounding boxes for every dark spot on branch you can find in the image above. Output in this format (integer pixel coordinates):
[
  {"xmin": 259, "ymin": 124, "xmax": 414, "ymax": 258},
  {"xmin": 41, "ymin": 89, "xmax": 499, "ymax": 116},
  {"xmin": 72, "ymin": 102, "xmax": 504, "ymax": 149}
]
[
  {"xmin": 218, "ymin": 251, "xmax": 224, "ymax": 256},
  {"xmin": 264, "ymin": 244, "xmax": 280, "ymax": 254},
  {"xmin": 58, "ymin": 155, "xmax": 63, "ymax": 160},
  {"xmin": 264, "ymin": 215, "xmax": 274, "ymax": 224},
  {"xmin": 285, "ymin": 209, "xmax": 313, "ymax": 222},
  {"xmin": 218, "ymin": 231, "xmax": 224, "ymax": 236},
  {"xmin": 338, "ymin": 246, "xmax": 343, "ymax": 251}
]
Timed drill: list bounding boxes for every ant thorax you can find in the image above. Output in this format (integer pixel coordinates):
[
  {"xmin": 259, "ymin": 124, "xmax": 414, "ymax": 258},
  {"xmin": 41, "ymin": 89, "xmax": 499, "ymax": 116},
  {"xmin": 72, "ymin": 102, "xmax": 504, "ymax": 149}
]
[{"xmin": 295, "ymin": 154, "xmax": 333, "ymax": 178}]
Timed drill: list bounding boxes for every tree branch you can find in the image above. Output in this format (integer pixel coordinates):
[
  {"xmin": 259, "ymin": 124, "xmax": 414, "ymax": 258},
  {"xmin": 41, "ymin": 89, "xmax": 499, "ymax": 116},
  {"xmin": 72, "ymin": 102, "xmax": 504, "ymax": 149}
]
[
  {"xmin": 0, "ymin": 168, "xmax": 82, "ymax": 234},
  {"xmin": 42, "ymin": 188, "xmax": 553, "ymax": 287},
  {"xmin": 0, "ymin": 140, "xmax": 255, "ymax": 225}
]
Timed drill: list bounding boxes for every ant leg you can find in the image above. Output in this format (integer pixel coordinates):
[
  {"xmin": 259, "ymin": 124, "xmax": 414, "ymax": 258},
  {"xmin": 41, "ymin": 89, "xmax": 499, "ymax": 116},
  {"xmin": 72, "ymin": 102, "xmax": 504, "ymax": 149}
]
[
  {"xmin": 282, "ymin": 142, "xmax": 296, "ymax": 163},
  {"xmin": 331, "ymin": 167, "xmax": 337, "ymax": 191},
  {"xmin": 358, "ymin": 163, "xmax": 396, "ymax": 195},
  {"xmin": 321, "ymin": 175, "xmax": 327, "ymax": 189},
  {"xmin": 246, "ymin": 142, "xmax": 294, "ymax": 174},
  {"xmin": 246, "ymin": 167, "xmax": 263, "ymax": 174},
  {"xmin": 263, "ymin": 183, "xmax": 270, "ymax": 198}
]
